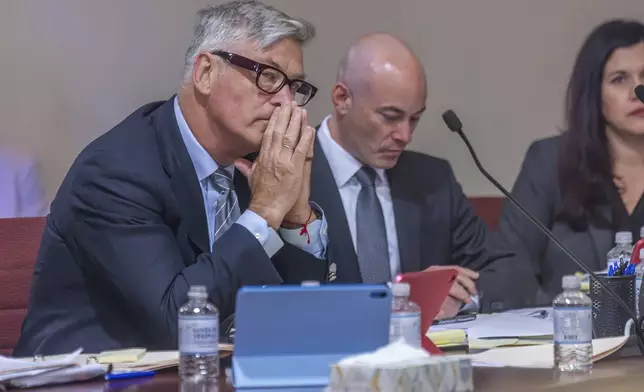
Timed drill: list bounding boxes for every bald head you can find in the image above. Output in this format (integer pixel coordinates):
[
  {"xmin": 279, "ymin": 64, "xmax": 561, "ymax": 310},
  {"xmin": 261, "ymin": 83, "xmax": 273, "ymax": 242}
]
[
  {"xmin": 328, "ymin": 33, "xmax": 427, "ymax": 170},
  {"xmin": 336, "ymin": 33, "xmax": 426, "ymax": 95}
]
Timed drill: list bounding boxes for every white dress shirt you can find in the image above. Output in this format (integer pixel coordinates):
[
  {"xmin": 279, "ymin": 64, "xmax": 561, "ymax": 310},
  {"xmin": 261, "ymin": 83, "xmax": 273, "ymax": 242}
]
[
  {"xmin": 174, "ymin": 97, "xmax": 328, "ymax": 258},
  {"xmin": 317, "ymin": 115, "xmax": 401, "ymax": 278},
  {"xmin": 0, "ymin": 148, "xmax": 47, "ymax": 218},
  {"xmin": 317, "ymin": 115, "xmax": 479, "ymax": 310}
]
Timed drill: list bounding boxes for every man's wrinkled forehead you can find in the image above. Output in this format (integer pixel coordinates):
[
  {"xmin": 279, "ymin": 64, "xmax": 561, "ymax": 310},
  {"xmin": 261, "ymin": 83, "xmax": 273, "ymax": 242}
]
[{"xmin": 359, "ymin": 71, "xmax": 426, "ymax": 110}]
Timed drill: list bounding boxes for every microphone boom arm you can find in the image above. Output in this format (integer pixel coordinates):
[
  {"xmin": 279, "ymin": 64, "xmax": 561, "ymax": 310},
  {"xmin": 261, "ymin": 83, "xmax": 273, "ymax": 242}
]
[{"xmin": 454, "ymin": 128, "xmax": 644, "ymax": 353}]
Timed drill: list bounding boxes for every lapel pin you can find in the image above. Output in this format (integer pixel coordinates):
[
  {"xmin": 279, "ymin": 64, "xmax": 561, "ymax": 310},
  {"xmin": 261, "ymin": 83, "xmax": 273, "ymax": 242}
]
[{"xmin": 328, "ymin": 263, "xmax": 337, "ymax": 282}]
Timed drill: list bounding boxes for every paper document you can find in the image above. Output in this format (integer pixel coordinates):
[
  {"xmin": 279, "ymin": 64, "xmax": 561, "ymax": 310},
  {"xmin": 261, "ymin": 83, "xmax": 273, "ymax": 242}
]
[
  {"xmin": 469, "ymin": 338, "xmax": 553, "ymax": 350},
  {"xmin": 0, "ymin": 349, "xmax": 83, "ymax": 382},
  {"xmin": 425, "ymin": 330, "xmax": 467, "ymax": 347},
  {"xmin": 97, "ymin": 348, "xmax": 146, "ymax": 363},
  {"xmin": 2, "ymin": 344, "xmax": 235, "ymax": 389},
  {"xmin": 467, "ymin": 336, "xmax": 628, "ymax": 368},
  {"xmin": 0, "ymin": 348, "xmax": 110, "ymax": 389},
  {"xmin": 75, "ymin": 344, "xmax": 233, "ymax": 372},
  {"xmin": 8, "ymin": 364, "xmax": 107, "ymax": 389},
  {"xmin": 429, "ymin": 312, "xmax": 553, "ymax": 340}
]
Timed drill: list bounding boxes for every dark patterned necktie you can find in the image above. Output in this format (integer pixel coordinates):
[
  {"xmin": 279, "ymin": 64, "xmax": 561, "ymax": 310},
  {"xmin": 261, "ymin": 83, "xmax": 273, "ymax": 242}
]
[
  {"xmin": 355, "ymin": 166, "xmax": 391, "ymax": 283},
  {"xmin": 212, "ymin": 167, "xmax": 240, "ymax": 242}
]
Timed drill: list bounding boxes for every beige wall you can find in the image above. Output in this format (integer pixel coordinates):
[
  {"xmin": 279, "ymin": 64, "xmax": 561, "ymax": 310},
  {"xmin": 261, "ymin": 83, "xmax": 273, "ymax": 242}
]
[{"xmin": 2, "ymin": 0, "xmax": 644, "ymax": 205}]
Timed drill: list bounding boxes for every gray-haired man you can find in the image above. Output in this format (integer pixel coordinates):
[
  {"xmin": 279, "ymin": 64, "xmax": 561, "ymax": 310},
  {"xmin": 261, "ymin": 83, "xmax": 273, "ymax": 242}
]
[{"xmin": 14, "ymin": 0, "xmax": 329, "ymax": 356}]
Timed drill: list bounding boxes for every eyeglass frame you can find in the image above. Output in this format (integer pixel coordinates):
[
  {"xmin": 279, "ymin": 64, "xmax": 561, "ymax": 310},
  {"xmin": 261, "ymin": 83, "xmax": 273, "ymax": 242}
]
[{"xmin": 211, "ymin": 50, "xmax": 318, "ymax": 106}]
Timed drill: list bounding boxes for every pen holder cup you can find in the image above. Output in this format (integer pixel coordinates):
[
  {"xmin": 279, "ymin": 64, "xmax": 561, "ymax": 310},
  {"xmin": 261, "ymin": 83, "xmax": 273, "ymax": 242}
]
[{"xmin": 589, "ymin": 273, "xmax": 636, "ymax": 338}]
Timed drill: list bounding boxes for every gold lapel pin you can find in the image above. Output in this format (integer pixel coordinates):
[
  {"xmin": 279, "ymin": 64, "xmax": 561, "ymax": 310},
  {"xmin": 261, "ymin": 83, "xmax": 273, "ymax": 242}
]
[{"xmin": 328, "ymin": 263, "xmax": 337, "ymax": 282}]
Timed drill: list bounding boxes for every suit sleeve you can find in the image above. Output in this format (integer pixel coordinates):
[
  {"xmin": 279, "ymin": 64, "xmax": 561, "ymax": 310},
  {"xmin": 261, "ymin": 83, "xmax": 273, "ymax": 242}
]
[
  {"xmin": 69, "ymin": 152, "xmax": 283, "ymax": 348},
  {"xmin": 495, "ymin": 140, "xmax": 557, "ymax": 296},
  {"xmin": 446, "ymin": 164, "xmax": 540, "ymax": 311}
]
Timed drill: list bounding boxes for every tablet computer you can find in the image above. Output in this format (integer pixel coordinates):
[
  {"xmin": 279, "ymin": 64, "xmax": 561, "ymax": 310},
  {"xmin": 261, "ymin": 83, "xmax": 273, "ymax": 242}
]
[{"xmin": 232, "ymin": 284, "xmax": 392, "ymax": 390}]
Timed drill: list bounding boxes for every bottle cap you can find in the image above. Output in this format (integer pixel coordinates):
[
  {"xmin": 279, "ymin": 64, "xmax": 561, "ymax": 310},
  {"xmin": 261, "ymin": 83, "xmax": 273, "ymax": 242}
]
[
  {"xmin": 301, "ymin": 281, "xmax": 320, "ymax": 287},
  {"xmin": 616, "ymin": 231, "xmax": 632, "ymax": 244},
  {"xmin": 562, "ymin": 275, "xmax": 581, "ymax": 290},
  {"xmin": 188, "ymin": 285, "xmax": 208, "ymax": 298},
  {"xmin": 391, "ymin": 282, "xmax": 410, "ymax": 296}
]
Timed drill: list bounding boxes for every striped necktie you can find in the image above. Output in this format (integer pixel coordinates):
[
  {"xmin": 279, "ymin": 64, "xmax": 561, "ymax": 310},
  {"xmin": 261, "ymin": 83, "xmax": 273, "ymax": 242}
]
[{"xmin": 212, "ymin": 167, "xmax": 240, "ymax": 243}]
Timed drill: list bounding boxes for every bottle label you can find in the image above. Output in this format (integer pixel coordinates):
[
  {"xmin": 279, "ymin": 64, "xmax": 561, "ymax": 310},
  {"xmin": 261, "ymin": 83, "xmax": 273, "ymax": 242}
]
[
  {"xmin": 178, "ymin": 316, "xmax": 219, "ymax": 354},
  {"xmin": 389, "ymin": 312, "xmax": 421, "ymax": 347},
  {"xmin": 607, "ymin": 255, "xmax": 629, "ymax": 270},
  {"xmin": 553, "ymin": 307, "xmax": 592, "ymax": 344}
]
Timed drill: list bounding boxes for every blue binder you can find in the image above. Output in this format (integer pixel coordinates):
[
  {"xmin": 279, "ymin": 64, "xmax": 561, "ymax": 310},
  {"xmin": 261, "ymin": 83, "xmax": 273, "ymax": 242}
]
[{"xmin": 232, "ymin": 284, "xmax": 392, "ymax": 390}]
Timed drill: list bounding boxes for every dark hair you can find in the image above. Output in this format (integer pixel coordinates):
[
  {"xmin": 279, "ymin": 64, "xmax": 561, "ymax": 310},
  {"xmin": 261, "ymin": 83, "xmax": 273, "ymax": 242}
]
[{"xmin": 557, "ymin": 19, "xmax": 644, "ymax": 230}]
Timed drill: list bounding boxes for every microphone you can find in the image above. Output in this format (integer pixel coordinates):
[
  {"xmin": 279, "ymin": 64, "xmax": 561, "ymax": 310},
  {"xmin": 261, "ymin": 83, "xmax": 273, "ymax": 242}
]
[
  {"xmin": 441, "ymin": 109, "xmax": 644, "ymax": 353},
  {"xmin": 636, "ymin": 84, "xmax": 644, "ymax": 104}
]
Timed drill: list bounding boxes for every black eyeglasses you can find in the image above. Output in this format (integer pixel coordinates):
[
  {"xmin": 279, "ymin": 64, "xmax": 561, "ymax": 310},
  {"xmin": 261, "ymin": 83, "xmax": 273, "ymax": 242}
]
[{"xmin": 212, "ymin": 50, "xmax": 318, "ymax": 106}]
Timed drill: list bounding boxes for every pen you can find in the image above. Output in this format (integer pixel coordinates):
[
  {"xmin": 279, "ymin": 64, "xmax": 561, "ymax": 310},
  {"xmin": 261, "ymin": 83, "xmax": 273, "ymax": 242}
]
[
  {"xmin": 432, "ymin": 314, "xmax": 476, "ymax": 325},
  {"xmin": 528, "ymin": 310, "xmax": 548, "ymax": 318},
  {"xmin": 105, "ymin": 370, "xmax": 156, "ymax": 381}
]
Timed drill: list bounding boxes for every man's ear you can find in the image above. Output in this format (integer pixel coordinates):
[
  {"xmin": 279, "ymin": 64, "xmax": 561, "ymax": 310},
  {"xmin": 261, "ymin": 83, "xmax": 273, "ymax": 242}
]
[
  {"xmin": 331, "ymin": 82, "xmax": 352, "ymax": 116},
  {"xmin": 192, "ymin": 53, "xmax": 218, "ymax": 96}
]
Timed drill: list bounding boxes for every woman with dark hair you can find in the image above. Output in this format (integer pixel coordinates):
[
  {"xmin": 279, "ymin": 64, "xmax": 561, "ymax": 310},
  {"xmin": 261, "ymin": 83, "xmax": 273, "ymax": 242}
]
[{"xmin": 497, "ymin": 19, "xmax": 644, "ymax": 303}]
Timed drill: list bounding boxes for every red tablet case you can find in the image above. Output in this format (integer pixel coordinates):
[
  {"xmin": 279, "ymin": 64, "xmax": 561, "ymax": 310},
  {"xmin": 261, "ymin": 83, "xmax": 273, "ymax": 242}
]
[{"xmin": 395, "ymin": 268, "xmax": 459, "ymax": 354}]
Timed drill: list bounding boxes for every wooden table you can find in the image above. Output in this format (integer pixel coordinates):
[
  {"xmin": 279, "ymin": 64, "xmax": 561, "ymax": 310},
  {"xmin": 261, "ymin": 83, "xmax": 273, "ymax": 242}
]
[{"xmin": 18, "ymin": 356, "xmax": 644, "ymax": 391}]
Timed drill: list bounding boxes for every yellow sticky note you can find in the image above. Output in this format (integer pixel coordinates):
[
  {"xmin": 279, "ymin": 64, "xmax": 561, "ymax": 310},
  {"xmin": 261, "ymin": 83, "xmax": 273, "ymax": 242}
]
[
  {"xmin": 426, "ymin": 329, "xmax": 467, "ymax": 346},
  {"xmin": 575, "ymin": 272, "xmax": 590, "ymax": 292},
  {"xmin": 98, "ymin": 348, "xmax": 147, "ymax": 364}
]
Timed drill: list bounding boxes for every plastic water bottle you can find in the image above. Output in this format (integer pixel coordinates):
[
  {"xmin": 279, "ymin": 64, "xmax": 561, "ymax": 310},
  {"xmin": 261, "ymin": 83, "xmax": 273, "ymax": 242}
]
[
  {"xmin": 178, "ymin": 285, "xmax": 220, "ymax": 382},
  {"xmin": 631, "ymin": 227, "xmax": 644, "ymax": 317},
  {"xmin": 606, "ymin": 231, "xmax": 633, "ymax": 271},
  {"xmin": 389, "ymin": 282, "xmax": 421, "ymax": 348},
  {"xmin": 553, "ymin": 275, "xmax": 592, "ymax": 375}
]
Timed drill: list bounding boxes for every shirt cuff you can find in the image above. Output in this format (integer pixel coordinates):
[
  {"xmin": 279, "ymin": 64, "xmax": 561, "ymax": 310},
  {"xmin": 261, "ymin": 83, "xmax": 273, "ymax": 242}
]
[
  {"xmin": 460, "ymin": 294, "xmax": 480, "ymax": 313},
  {"xmin": 278, "ymin": 202, "xmax": 329, "ymax": 259},
  {"xmin": 236, "ymin": 209, "xmax": 284, "ymax": 258}
]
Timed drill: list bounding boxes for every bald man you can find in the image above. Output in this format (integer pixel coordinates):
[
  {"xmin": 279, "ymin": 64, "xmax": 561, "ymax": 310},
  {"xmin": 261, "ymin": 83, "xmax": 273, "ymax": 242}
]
[{"xmin": 310, "ymin": 33, "xmax": 538, "ymax": 317}]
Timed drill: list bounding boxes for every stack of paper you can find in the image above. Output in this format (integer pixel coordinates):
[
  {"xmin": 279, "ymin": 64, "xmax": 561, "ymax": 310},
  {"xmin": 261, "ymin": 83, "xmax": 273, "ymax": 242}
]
[
  {"xmin": 2, "ymin": 344, "xmax": 235, "ymax": 389},
  {"xmin": 0, "ymin": 349, "xmax": 108, "ymax": 389},
  {"xmin": 100, "ymin": 351, "xmax": 178, "ymax": 372},
  {"xmin": 425, "ymin": 329, "xmax": 468, "ymax": 348},
  {"xmin": 467, "ymin": 336, "xmax": 628, "ymax": 368},
  {"xmin": 77, "ymin": 343, "xmax": 234, "ymax": 372},
  {"xmin": 430, "ymin": 313, "xmax": 552, "ymax": 339},
  {"xmin": 428, "ymin": 309, "xmax": 553, "ymax": 350}
]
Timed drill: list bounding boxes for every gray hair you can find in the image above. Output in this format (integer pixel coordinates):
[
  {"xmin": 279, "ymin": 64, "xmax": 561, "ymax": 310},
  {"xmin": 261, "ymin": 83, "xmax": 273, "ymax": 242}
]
[{"xmin": 182, "ymin": 0, "xmax": 315, "ymax": 83}]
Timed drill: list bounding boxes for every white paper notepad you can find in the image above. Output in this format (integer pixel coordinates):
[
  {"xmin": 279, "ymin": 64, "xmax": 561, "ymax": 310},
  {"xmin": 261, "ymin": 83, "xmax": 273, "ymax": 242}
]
[{"xmin": 429, "ymin": 312, "xmax": 553, "ymax": 340}]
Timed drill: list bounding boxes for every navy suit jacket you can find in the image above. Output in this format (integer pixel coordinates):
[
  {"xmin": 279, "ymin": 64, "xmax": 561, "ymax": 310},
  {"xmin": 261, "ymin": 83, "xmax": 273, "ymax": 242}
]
[{"xmin": 13, "ymin": 98, "xmax": 328, "ymax": 356}]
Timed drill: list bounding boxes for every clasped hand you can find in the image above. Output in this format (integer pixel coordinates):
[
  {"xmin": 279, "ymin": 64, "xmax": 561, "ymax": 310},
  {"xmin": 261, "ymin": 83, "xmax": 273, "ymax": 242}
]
[{"xmin": 235, "ymin": 101, "xmax": 315, "ymax": 230}]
